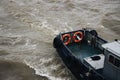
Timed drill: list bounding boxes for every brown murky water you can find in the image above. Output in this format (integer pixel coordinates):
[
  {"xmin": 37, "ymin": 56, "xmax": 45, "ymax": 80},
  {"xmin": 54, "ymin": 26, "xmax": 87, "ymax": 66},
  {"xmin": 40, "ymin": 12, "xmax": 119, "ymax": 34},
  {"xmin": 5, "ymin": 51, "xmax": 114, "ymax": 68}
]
[
  {"xmin": 0, "ymin": 0, "xmax": 120, "ymax": 80},
  {"xmin": 0, "ymin": 60, "xmax": 48, "ymax": 80}
]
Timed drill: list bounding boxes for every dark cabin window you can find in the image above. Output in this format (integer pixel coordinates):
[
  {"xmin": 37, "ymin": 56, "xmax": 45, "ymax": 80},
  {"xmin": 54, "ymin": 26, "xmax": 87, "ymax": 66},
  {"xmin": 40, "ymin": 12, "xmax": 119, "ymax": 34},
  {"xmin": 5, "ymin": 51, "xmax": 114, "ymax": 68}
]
[
  {"xmin": 109, "ymin": 55, "xmax": 120, "ymax": 68},
  {"xmin": 115, "ymin": 58, "xmax": 120, "ymax": 67},
  {"xmin": 109, "ymin": 55, "xmax": 114, "ymax": 64}
]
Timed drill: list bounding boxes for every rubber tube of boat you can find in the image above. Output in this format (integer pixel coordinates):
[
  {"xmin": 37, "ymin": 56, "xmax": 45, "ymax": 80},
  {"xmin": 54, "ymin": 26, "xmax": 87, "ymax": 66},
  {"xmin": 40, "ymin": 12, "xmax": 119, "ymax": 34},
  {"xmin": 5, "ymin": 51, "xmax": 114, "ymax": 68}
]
[{"xmin": 53, "ymin": 36, "xmax": 62, "ymax": 48}]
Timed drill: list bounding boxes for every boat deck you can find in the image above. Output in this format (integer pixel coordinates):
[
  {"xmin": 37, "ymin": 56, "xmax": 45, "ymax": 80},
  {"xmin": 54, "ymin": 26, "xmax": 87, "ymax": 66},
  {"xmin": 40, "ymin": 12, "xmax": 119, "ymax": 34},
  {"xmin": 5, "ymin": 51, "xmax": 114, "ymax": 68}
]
[{"xmin": 67, "ymin": 42, "xmax": 102, "ymax": 61}]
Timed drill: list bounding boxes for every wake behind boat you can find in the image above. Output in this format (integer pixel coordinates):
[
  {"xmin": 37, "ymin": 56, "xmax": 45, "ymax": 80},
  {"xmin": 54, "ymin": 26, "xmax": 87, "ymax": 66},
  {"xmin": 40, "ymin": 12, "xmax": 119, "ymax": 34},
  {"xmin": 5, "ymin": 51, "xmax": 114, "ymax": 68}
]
[{"xmin": 53, "ymin": 28, "xmax": 120, "ymax": 80}]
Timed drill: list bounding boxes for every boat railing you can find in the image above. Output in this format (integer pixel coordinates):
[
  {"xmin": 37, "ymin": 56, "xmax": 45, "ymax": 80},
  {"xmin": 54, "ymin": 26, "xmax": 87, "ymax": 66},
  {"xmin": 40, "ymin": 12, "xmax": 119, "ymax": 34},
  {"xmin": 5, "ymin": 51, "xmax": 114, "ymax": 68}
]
[{"xmin": 96, "ymin": 36, "xmax": 107, "ymax": 44}]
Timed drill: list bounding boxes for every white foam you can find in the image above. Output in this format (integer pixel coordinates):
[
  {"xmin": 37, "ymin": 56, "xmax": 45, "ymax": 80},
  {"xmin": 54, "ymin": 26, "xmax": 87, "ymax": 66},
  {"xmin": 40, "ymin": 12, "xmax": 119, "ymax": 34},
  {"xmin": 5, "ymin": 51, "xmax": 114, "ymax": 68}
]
[{"xmin": 24, "ymin": 58, "xmax": 64, "ymax": 80}]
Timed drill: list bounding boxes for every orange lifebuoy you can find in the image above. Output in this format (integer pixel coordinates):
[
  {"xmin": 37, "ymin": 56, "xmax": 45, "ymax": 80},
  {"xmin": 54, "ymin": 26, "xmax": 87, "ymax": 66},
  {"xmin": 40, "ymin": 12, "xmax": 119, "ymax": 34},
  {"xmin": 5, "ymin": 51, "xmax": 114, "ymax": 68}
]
[
  {"xmin": 73, "ymin": 31, "xmax": 83, "ymax": 43},
  {"xmin": 62, "ymin": 34, "xmax": 71, "ymax": 45}
]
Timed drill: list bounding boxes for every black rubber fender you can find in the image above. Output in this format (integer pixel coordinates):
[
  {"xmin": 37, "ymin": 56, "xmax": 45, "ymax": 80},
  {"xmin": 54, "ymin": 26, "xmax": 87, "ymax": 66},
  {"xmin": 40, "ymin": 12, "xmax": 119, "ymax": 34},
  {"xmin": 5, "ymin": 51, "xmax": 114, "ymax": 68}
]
[{"xmin": 53, "ymin": 36, "xmax": 63, "ymax": 48}]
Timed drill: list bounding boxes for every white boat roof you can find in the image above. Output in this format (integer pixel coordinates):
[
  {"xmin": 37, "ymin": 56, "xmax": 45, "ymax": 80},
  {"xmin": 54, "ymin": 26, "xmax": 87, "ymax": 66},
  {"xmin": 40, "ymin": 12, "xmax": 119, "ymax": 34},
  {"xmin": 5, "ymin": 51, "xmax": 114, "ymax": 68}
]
[
  {"xmin": 84, "ymin": 54, "xmax": 105, "ymax": 70},
  {"xmin": 102, "ymin": 40, "xmax": 120, "ymax": 57}
]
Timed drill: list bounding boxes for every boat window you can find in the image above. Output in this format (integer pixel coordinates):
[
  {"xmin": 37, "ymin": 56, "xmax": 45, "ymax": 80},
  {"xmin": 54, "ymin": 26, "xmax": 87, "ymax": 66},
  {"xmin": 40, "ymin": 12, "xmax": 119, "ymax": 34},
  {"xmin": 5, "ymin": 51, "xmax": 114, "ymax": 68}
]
[
  {"xmin": 115, "ymin": 58, "xmax": 120, "ymax": 67},
  {"xmin": 109, "ymin": 55, "xmax": 114, "ymax": 64},
  {"xmin": 109, "ymin": 55, "xmax": 120, "ymax": 68}
]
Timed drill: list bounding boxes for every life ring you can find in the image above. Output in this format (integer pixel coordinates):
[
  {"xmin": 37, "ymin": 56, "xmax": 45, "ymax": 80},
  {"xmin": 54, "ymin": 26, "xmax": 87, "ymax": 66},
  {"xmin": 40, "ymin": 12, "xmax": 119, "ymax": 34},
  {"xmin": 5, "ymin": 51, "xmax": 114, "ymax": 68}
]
[
  {"xmin": 62, "ymin": 34, "xmax": 71, "ymax": 45},
  {"xmin": 73, "ymin": 31, "xmax": 83, "ymax": 43}
]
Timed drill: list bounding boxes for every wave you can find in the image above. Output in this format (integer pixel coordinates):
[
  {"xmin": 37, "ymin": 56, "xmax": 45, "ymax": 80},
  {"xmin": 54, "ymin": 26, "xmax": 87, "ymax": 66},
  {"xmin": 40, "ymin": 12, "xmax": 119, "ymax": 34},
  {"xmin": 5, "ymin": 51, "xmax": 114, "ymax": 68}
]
[
  {"xmin": 0, "ymin": 60, "xmax": 49, "ymax": 80},
  {"xmin": 24, "ymin": 53, "xmax": 75, "ymax": 80}
]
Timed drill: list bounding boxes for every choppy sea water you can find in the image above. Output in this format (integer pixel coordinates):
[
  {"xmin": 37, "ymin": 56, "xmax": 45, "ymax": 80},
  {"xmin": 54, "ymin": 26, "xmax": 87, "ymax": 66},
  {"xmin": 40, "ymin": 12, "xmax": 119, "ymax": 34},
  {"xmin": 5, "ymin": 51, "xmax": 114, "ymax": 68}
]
[{"xmin": 0, "ymin": 0, "xmax": 120, "ymax": 80}]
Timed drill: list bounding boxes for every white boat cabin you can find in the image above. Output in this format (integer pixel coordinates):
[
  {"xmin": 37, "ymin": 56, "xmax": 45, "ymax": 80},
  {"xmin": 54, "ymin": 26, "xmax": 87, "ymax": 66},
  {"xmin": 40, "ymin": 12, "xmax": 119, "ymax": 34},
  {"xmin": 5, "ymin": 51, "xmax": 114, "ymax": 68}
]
[
  {"xmin": 83, "ymin": 40, "xmax": 120, "ymax": 80},
  {"xmin": 102, "ymin": 40, "xmax": 120, "ymax": 80}
]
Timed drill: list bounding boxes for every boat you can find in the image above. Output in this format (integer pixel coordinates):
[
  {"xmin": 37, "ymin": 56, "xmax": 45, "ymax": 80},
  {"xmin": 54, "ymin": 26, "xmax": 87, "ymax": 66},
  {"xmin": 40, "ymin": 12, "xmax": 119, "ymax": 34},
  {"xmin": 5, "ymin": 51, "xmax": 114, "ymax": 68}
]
[{"xmin": 53, "ymin": 28, "xmax": 120, "ymax": 80}]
